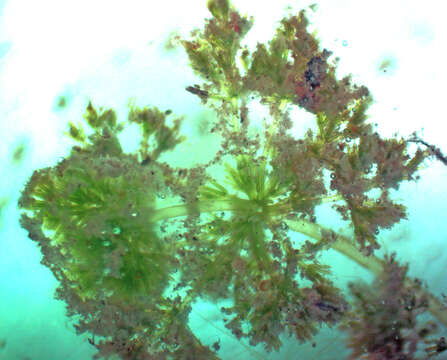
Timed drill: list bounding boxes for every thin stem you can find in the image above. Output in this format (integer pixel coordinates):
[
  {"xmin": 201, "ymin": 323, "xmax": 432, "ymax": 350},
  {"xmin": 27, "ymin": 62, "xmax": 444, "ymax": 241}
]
[
  {"xmin": 285, "ymin": 218, "xmax": 447, "ymax": 326},
  {"xmin": 151, "ymin": 199, "xmax": 241, "ymax": 222},
  {"xmin": 152, "ymin": 192, "xmax": 342, "ymax": 224}
]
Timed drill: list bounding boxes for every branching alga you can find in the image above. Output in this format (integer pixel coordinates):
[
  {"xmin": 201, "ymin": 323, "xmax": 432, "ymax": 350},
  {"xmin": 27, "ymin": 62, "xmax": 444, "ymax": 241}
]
[{"xmin": 18, "ymin": 0, "xmax": 447, "ymax": 359}]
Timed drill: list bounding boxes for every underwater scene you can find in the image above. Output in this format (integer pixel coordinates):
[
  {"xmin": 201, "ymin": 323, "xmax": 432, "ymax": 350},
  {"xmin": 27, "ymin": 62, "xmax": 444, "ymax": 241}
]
[{"xmin": 1, "ymin": 0, "xmax": 446, "ymax": 359}]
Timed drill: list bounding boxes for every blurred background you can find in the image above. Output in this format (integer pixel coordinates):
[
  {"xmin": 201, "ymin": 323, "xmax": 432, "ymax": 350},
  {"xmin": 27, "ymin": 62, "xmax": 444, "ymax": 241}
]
[{"xmin": 0, "ymin": 0, "xmax": 446, "ymax": 359}]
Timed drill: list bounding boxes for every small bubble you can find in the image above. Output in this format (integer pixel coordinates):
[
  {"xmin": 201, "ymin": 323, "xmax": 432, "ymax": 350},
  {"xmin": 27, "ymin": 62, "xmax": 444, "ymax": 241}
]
[
  {"xmin": 330, "ymin": 173, "xmax": 336, "ymax": 179},
  {"xmin": 281, "ymin": 222, "xmax": 289, "ymax": 231},
  {"xmin": 342, "ymin": 40, "xmax": 348, "ymax": 46},
  {"xmin": 346, "ymin": 137, "xmax": 352, "ymax": 143},
  {"xmin": 113, "ymin": 227, "xmax": 122, "ymax": 235}
]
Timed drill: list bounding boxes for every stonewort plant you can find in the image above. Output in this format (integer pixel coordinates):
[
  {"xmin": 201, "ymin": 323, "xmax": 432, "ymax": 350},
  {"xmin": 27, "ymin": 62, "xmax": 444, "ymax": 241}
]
[{"xmin": 17, "ymin": 0, "xmax": 447, "ymax": 359}]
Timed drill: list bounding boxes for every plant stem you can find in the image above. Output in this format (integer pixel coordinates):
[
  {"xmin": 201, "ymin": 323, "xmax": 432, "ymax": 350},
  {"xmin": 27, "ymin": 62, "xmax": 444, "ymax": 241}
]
[
  {"xmin": 151, "ymin": 199, "xmax": 244, "ymax": 222},
  {"xmin": 152, "ymin": 193, "xmax": 343, "ymax": 223},
  {"xmin": 285, "ymin": 219, "xmax": 385, "ymax": 276},
  {"xmin": 151, "ymin": 197, "xmax": 296, "ymax": 222},
  {"xmin": 285, "ymin": 218, "xmax": 447, "ymax": 326}
]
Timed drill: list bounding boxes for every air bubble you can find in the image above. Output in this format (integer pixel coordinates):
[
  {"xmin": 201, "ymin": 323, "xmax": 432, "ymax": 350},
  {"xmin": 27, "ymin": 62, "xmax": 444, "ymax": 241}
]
[
  {"xmin": 281, "ymin": 222, "xmax": 289, "ymax": 231},
  {"xmin": 113, "ymin": 227, "xmax": 122, "ymax": 235}
]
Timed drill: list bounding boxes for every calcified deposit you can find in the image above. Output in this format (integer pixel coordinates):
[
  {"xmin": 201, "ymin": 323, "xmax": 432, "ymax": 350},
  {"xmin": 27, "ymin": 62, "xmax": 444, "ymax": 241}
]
[{"xmin": 18, "ymin": 0, "xmax": 447, "ymax": 359}]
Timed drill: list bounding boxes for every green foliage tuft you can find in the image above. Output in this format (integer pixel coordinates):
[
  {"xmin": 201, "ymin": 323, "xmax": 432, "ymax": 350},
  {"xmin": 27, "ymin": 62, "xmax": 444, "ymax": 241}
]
[{"xmin": 127, "ymin": 101, "xmax": 186, "ymax": 160}]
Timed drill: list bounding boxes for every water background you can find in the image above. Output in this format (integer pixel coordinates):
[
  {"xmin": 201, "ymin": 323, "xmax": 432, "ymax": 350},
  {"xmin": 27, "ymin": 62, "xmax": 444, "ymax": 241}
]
[{"xmin": 1, "ymin": 0, "xmax": 446, "ymax": 359}]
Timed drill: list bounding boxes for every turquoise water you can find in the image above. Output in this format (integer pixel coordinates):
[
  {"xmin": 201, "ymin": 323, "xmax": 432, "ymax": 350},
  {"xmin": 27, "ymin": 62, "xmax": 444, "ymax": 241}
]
[{"xmin": 1, "ymin": 1, "xmax": 447, "ymax": 359}]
